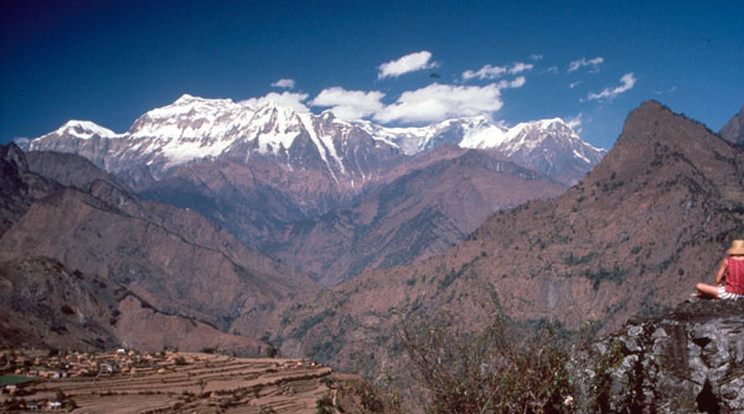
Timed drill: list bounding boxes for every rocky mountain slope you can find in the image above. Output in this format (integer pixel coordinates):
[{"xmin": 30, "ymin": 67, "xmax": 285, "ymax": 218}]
[
  {"xmin": 0, "ymin": 144, "xmax": 316, "ymax": 354},
  {"xmin": 242, "ymin": 101, "xmax": 744, "ymax": 375},
  {"xmin": 24, "ymin": 95, "xmax": 599, "ymax": 283},
  {"xmin": 274, "ymin": 146, "xmax": 566, "ymax": 284}
]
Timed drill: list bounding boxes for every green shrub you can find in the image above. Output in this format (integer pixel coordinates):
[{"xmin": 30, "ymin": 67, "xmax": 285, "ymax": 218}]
[
  {"xmin": 265, "ymin": 345, "xmax": 278, "ymax": 358},
  {"xmin": 400, "ymin": 309, "xmax": 571, "ymax": 414}
]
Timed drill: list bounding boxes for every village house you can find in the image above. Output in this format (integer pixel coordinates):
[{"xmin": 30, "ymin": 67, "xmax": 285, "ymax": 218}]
[{"xmin": 100, "ymin": 362, "xmax": 115, "ymax": 374}]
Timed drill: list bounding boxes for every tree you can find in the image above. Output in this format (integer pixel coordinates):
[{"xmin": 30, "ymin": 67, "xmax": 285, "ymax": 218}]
[{"xmin": 266, "ymin": 345, "xmax": 278, "ymax": 358}]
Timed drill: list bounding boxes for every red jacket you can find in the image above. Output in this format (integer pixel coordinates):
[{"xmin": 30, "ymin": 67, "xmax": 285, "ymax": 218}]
[{"xmin": 726, "ymin": 258, "xmax": 744, "ymax": 295}]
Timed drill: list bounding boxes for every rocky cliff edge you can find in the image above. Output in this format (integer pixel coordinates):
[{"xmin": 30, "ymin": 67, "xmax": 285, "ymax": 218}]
[{"xmin": 572, "ymin": 298, "xmax": 743, "ymax": 413}]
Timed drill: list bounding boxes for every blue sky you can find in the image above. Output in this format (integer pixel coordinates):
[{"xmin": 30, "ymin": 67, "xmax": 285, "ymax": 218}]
[{"xmin": 1, "ymin": 0, "xmax": 742, "ymax": 150}]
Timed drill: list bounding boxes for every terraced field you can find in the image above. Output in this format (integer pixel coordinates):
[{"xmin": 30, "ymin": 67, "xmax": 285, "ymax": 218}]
[{"xmin": 6, "ymin": 353, "xmax": 379, "ymax": 413}]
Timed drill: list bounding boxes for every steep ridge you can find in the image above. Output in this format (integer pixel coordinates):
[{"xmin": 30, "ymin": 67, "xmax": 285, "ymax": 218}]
[
  {"xmin": 0, "ymin": 143, "xmax": 60, "ymax": 236},
  {"xmin": 244, "ymin": 101, "xmax": 744, "ymax": 374},
  {"xmin": 25, "ymin": 150, "xmax": 129, "ymax": 191},
  {"xmin": 0, "ymin": 146, "xmax": 316, "ymax": 354}
]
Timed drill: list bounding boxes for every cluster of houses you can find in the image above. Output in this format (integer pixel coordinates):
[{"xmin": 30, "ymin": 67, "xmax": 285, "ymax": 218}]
[
  {"xmin": 2, "ymin": 348, "xmax": 190, "ymax": 410},
  {"xmin": 2, "ymin": 348, "xmax": 185, "ymax": 381}
]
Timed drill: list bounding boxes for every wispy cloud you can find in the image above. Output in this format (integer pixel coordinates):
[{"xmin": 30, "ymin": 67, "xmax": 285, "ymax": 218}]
[
  {"xmin": 566, "ymin": 113, "xmax": 583, "ymax": 133},
  {"xmin": 654, "ymin": 85, "xmax": 678, "ymax": 95},
  {"xmin": 497, "ymin": 76, "xmax": 526, "ymax": 89},
  {"xmin": 462, "ymin": 62, "xmax": 533, "ymax": 81},
  {"xmin": 378, "ymin": 51, "xmax": 437, "ymax": 79},
  {"xmin": 585, "ymin": 73, "xmax": 637, "ymax": 101},
  {"xmin": 529, "ymin": 54, "xmax": 544, "ymax": 61},
  {"xmin": 568, "ymin": 57, "xmax": 604, "ymax": 73},
  {"xmin": 569, "ymin": 81, "xmax": 583, "ymax": 89},
  {"xmin": 271, "ymin": 78, "xmax": 295, "ymax": 89},
  {"xmin": 241, "ymin": 91, "xmax": 310, "ymax": 112},
  {"xmin": 310, "ymin": 87, "xmax": 385, "ymax": 120}
]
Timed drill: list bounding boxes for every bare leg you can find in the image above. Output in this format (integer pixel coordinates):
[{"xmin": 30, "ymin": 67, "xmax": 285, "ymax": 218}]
[{"xmin": 696, "ymin": 283, "xmax": 719, "ymax": 298}]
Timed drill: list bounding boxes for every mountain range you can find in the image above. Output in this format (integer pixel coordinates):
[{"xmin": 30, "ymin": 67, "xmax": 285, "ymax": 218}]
[
  {"xmin": 26, "ymin": 94, "xmax": 604, "ymax": 187},
  {"xmin": 2, "ymin": 99, "xmax": 743, "ymax": 385},
  {"xmin": 23, "ymin": 94, "xmax": 602, "ymax": 283}
]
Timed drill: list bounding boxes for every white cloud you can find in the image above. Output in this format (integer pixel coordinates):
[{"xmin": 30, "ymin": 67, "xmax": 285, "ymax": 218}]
[
  {"xmin": 496, "ymin": 76, "xmax": 526, "ymax": 89},
  {"xmin": 239, "ymin": 77, "xmax": 527, "ymax": 125},
  {"xmin": 462, "ymin": 62, "xmax": 533, "ymax": 81},
  {"xmin": 378, "ymin": 51, "xmax": 436, "ymax": 79},
  {"xmin": 374, "ymin": 81, "xmax": 523, "ymax": 124},
  {"xmin": 530, "ymin": 54, "xmax": 544, "ymax": 61},
  {"xmin": 271, "ymin": 78, "xmax": 295, "ymax": 89},
  {"xmin": 310, "ymin": 87, "xmax": 385, "ymax": 120},
  {"xmin": 566, "ymin": 113, "xmax": 583, "ymax": 133},
  {"xmin": 586, "ymin": 73, "xmax": 637, "ymax": 101},
  {"xmin": 569, "ymin": 81, "xmax": 583, "ymax": 89},
  {"xmin": 568, "ymin": 57, "xmax": 604, "ymax": 73},
  {"xmin": 241, "ymin": 91, "xmax": 310, "ymax": 112}
]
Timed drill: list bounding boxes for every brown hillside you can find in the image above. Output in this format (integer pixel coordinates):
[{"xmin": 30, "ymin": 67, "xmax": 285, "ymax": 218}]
[
  {"xmin": 241, "ymin": 101, "xmax": 744, "ymax": 375},
  {"xmin": 0, "ymin": 147, "xmax": 316, "ymax": 354}
]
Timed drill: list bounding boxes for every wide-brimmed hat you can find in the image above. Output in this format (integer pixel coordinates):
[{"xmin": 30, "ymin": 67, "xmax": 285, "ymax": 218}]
[{"xmin": 726, "ymin": 239, "xmax": 744, "ymax": 256}]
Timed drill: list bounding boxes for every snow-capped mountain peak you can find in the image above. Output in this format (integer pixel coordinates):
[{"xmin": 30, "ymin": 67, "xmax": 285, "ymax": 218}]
[
  {"xmin": 26, "ymin": 94, "xmax": 606, "ymax": 186},
  {"xmin": 53, "ymin": 120, "xmax": 120, "ymax": 140}
]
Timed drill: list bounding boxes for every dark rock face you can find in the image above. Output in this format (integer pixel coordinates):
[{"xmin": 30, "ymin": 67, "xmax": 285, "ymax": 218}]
[{"xmin": 572, "ymin": 299, "xmax": 744, "ymax": 413}]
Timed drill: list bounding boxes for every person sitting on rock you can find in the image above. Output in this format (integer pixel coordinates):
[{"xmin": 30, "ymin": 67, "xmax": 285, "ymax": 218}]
[{"xmin": 694, "ymin": 239, "xmax": 744, "ymax": 299}]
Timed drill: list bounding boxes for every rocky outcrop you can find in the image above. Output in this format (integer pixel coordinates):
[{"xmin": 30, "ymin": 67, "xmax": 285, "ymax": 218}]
[{"xmin": 572, "ymin": 299, "xmax": 744, "ymax": 413}]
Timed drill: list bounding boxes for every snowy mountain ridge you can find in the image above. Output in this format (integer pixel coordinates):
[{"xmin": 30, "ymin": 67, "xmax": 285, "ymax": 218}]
[{"xmin": 26, "ymin": 94, "xmax": 605, "ymax": 185}]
